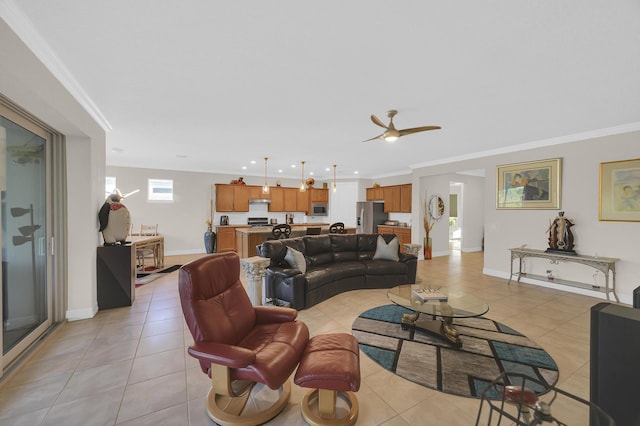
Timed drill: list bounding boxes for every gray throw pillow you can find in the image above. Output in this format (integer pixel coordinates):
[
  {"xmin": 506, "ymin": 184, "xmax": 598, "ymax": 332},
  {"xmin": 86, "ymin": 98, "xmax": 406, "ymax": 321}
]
[
  {"xmin": 373, "ymin": 235, "xmax": 400, "ymax": 261},
  {"xmin": 284, "ymin": 247, "xmax": 307, "ymax": 273}
]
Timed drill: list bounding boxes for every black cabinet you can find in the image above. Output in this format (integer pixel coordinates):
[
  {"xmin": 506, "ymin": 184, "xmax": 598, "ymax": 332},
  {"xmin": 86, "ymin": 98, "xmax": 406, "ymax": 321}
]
[
  {"xmin": 97, "ymin": 245, "xmax": 135, "ymax": 309},
  {"xmin": 590, "ymin": 302, "xmax": 640, "ymax": 425}
]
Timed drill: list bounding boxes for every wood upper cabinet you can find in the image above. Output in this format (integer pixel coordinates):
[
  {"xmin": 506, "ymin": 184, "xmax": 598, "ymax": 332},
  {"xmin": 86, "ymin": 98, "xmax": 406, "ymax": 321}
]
[
  {"xmin": 283, "ymin": 187, "xmax": 298, "ymax": 211},
  {"xmin": 296, "ymin": 189, "xmax": 308, "ymax": 212},
  {"xmin": 268, "ymin": 187, "xmax": 285, "ymax": 212},
  {"xmin": 216, "ymin": 184, "xmax": 249, "ymax": 212},
  {"xmin": 366, "ymin": 187, "xmax": 384, "ymax": 201},
  {"xmin": 247, "ymin": 185, "xmax": 270, "ymax": 200},
  {"xmin": 215, "ymin": 184, "xmax": 323, "ymax": 213},
  {"xmin": 367, "ymin": 184, "xmax": 412, "ymax": 212},
  {"xmin": 400, "ymin": 184, "xmax": 412, "ymax": 213},
  {"xmin": 383, "ymin": 185, "xmax": 401, "ymax": 213},
  {"xmin": 309, "ymin": 188, "xmax": 328, "ymax": 203},
  {"xmin": 215, "ymin": 184, "xmax": 234, "ymax": 212}
]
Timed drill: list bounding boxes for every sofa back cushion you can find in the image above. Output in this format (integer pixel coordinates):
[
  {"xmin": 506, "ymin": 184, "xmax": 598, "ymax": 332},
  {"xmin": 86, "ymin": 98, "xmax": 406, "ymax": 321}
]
[
  {"xmin": 331, "ymin": 234, "xmax": 358, "ymax": 262},
  {"xmin": 303, "ymin": 234, "xmax": 333, "ymax": 267},
  {"xmin": 358, "ymin": 234, "xmax": 397, "ymax": 260}
]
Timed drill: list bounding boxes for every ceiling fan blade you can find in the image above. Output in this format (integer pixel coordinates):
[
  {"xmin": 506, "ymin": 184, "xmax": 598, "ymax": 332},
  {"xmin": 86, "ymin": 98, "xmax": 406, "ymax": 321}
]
[
  {"xmin": 362, "ymin": 134, "xmax": 384, "ymax": 142},
  {"xmin": 398, "ymin": 126, "xmax": 441, "ymax": 137},
  {"xmin": 370, "ymin": 114, "xmax": 388, "ymax": 129}
]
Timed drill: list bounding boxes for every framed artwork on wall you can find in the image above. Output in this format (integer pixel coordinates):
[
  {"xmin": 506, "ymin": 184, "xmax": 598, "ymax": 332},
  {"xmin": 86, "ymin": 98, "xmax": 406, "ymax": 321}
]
[
  {"xmin": 496, "ymin": 158, "xmax": 562, "ymax": 209},
  {"xmin": 599, "ymin": 158, "xmax": 640, "ymax": 222}
]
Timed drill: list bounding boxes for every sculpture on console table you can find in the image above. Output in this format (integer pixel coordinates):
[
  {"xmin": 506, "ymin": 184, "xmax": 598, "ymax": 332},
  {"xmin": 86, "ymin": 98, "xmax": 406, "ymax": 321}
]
[{"xmin": 545, "ymin": 211, "xmax": 576, "ymax": 255}]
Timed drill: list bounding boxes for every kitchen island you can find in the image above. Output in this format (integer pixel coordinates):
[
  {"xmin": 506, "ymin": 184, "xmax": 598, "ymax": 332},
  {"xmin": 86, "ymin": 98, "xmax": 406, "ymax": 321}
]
[{"xmin": 236, "ymin": 224, "xmax": 355, "ymax": 258}]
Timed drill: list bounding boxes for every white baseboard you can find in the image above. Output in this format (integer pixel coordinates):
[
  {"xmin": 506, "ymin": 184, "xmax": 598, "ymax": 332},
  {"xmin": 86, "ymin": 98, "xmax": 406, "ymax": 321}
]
[
  {"xmin": 66, "ymin": 305, "xmax": 98, "ymax": 321},
  {"xmin": 461, "ymin": 246, "xmax": 483, "ymax": 253}
]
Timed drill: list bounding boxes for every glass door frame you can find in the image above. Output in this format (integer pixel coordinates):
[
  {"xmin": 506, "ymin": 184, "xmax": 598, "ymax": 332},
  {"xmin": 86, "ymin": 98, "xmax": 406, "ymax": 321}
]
[{"xmin": 0, "ymin": 102, "xmax": 55, "ymax": 374}]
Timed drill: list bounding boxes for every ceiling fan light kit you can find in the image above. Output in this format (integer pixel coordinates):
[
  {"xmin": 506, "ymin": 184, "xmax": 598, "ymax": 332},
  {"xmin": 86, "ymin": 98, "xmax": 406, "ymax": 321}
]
[{"xmin": 364, "ymin": 109, "xmax": 441, "ymax": 143}]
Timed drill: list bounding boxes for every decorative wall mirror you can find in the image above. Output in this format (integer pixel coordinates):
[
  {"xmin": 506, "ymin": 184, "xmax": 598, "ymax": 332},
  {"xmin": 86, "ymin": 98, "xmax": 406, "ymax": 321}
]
[{"xmin": 428, "ymin": 194, "xmax": 445, "ymax": 221}]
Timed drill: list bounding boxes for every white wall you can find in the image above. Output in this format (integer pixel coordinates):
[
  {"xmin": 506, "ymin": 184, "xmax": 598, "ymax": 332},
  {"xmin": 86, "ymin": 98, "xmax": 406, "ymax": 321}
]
[
  {"xmin": 413, "ymin": 130, "xmax": 640, "ymax": 304},
  {"xmin": 1, "ymin": 18, "xmax": 107, "ymax": 321}
]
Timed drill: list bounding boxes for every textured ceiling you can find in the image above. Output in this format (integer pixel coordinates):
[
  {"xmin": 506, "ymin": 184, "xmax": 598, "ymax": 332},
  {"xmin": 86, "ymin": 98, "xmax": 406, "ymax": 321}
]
[{"xmin": 5, "ymin": 1, "xmax": 640, "ymax": 180}]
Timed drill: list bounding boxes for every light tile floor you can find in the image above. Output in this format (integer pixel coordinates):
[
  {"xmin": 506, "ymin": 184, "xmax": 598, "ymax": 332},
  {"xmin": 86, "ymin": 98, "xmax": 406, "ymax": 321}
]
[{"xmin": 0, "ymin": 251, "xmax": 605, "ymax": 425}]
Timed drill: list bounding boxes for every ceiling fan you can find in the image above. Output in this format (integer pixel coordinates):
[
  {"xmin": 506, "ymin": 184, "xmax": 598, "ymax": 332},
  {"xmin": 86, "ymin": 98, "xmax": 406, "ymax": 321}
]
[{"xmin": 363, "ymin": 109, "xmax": 441, "ymax": 142}]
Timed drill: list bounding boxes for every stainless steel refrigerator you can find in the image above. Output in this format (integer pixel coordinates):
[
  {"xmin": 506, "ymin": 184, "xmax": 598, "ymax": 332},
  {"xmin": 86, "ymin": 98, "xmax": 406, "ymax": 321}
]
[{"xmin": 356, "ymin": 201, "xmax": 388, "ymax": 233}]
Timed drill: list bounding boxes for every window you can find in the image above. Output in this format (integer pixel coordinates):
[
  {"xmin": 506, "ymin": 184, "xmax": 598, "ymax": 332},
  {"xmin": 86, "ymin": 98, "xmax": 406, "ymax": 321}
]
[
  {"xmin": 105, "ymin": 176, "xmax": 116, "ymax": 196},
  {"xmin": 148, "ymin": 178, "xmax": 173, "ymax": 202}
]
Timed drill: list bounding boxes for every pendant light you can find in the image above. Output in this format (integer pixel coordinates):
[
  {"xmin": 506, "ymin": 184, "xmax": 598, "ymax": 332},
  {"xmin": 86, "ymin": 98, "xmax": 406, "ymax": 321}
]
[
  {"xmin": 300, "ymin": 161, "xmax": 306, "ymax": 192},
  {"xmin": 332, "ymin": 164, "xmax": 337, "ymax": 192},
  {"xmin": 262, "ymin": 157, "xmax": 270, "ymax": 194}
]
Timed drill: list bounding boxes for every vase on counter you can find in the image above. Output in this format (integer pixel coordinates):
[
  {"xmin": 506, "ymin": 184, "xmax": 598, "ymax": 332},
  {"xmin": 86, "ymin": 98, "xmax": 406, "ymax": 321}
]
[
  {"xmin": 204, "ymin": 226, "xmax": 216, "ymax": 254},
  {"xmin": 424, "ymin": 236, "xmax": 432, "ymax": 260}
]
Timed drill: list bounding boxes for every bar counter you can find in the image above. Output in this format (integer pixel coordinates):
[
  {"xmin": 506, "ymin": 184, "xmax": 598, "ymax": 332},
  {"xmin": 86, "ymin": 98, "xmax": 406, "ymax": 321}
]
[{"xmin": 236, "ymin": 224, "xmax": 355, "ymax": 258}]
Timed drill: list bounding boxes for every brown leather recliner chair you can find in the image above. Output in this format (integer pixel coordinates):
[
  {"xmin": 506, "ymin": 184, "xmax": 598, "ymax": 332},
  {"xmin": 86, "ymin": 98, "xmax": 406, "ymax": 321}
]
[{"xmin": 179, "ymin": 252, "xmax": 309, "ymax": 425}]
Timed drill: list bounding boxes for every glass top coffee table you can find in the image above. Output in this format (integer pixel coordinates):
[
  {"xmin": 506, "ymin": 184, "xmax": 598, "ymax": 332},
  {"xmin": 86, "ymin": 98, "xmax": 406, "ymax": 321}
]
[{"xmin": 387, "ymin": 285, "xmax": 489, "ymax": 349}]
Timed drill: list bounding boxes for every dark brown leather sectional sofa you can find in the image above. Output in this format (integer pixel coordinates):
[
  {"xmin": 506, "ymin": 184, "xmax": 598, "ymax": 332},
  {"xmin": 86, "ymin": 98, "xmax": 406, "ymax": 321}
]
[{"xmin": 258, "ymin": 233, "xmax": 417, "ymax": 310}]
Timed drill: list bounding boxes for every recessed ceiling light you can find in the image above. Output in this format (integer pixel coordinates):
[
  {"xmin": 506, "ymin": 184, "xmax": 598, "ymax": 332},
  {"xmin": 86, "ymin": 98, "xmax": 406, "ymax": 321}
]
[
  {"xmin": 309, "ymin": 172, "xmax": 314, "ymax": 176},
  {"xmin": 291, "ymin": 164, "xmax": 296, "ymax": 168},
  {"xmin": 241, "ymin": 166, "xmax": 247, "ymax": 170},
  {"xmin": 278, "ymin": 169, "xmax": 283, "ymax": 173},
  {"xmin": 354, "ymin": 171, "xmax": 359, "ymax": 174},
  {"xmin": 250, "ymin": 160, "xmax": 256, "ymax": 164},
  {"xmin": 325, "ymin": 167, "xmax": 330, "ymax": 171}
]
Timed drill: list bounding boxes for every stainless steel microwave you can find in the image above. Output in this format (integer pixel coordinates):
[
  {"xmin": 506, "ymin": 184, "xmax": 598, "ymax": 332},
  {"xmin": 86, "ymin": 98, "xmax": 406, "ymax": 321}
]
[{"xmin": 310, "ymin": 203, "xmax": 328, "ymax": 216}]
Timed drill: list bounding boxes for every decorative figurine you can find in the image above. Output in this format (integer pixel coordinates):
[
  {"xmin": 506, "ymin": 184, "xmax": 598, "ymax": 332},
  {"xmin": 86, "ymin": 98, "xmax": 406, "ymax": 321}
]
[
  {"xmin": 98, "ymin": 189, "xmax": 137, "ymax": 245},
  {"xmin": 545, "ymin": 211, "xmax": 576, "ymax": 255}
]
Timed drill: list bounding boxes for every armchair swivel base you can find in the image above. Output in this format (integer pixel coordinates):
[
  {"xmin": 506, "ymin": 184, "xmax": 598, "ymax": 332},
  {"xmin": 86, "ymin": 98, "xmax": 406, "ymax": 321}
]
[{"xmin": 204, "ymin": 369, "xmax": 291, "ymax": 426}]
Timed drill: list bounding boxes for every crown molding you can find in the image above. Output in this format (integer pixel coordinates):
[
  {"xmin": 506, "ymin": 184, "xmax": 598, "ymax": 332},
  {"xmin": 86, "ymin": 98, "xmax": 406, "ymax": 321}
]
[
  {"xmin": 0, "ymin": 0, "xmax": 112, "ymax": 131},
  {"xmin": 410, "ymin": 122, "xmax": 640, "ymax": 171}
]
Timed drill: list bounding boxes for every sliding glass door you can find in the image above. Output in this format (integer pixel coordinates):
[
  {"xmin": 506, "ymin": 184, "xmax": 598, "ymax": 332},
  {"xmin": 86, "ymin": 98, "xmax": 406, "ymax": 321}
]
[{"xmin": 1, "ymin": 104, "xmax": 53, "ymax": 370}]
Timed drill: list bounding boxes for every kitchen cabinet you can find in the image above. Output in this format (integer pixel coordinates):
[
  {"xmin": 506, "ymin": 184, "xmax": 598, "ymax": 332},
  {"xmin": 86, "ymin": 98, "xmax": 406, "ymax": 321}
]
[
  {"xmin": 296, "ymin": 189, "xmax": 308, "ymax": 212},
  {"xmin": 216, "ymin": 226, "xmax": 247, "ymax": 252},
  {"xmin": 367, "ymin": 184, "xmax": 412, "ymax": 212},
  {"xmin": 306, "ymin": 188, "xmax": 329, "ymax": 215},
  {"xmin": 216, "ymin": 184, "xmax": 318, "ymax": 213},
  {"xmin": 215, "ymin": 184, "xmax": 249, "ymax": 212},
  {"xmin": 268, "ymin": 187, "xmax": 284, "ymax": 212},
  {"xmin": 309, "ymin": 188, "xmax": 328, "ymax": 203},
  {"xmin": 377, "ymin": 225, "xmax": 412, "ymax": 253},
  {"xmin": 283, "ymin": 188, "xmax": 299, "ymax": 211},
  {"xmin": 366, "ymin": 187, "xmax": 384, "ymax": 201},
  {"xmin": 400, "ymin": 184, "xmax": 412, "ymax": 213},
  {"xmin": 383, "ymin": 186, "xmax": 401, "ymax": 213},
  {"xmin": 247, "ymin": 185, "xmax": 270, "ymax": 200}
]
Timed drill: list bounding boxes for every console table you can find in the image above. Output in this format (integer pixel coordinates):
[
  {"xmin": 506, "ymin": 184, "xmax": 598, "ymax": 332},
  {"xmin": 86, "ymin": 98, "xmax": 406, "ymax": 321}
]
[{"xmin": 509, "ymin": 248, "xmax": 619, "ymax": 302}]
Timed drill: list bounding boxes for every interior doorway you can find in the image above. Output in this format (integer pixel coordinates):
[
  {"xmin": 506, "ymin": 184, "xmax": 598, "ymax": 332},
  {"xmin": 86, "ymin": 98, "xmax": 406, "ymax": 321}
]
[{"xmin": 449, "ymin": 182, "xmax": 462, "ymax": 252}]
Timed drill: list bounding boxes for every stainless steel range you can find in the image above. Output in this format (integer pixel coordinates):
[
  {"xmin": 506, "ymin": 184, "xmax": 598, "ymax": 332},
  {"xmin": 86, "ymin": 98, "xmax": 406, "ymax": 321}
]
[{"xmin": 247, "ymin": 217, "xmax": 270, "ymax": 227}]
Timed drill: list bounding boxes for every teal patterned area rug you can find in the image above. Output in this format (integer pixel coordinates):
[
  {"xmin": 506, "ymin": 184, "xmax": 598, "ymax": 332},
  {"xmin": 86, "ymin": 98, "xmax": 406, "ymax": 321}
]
[{"xmin": 352, "ymin": 304, "xmax": 559, "ymax": 399}]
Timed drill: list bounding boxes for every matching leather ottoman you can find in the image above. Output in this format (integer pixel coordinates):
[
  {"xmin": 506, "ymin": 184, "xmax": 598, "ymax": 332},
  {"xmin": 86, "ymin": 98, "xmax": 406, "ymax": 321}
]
[{"xmin": 294, "ymin": 333, "xmax": 361, "ymax": 426}]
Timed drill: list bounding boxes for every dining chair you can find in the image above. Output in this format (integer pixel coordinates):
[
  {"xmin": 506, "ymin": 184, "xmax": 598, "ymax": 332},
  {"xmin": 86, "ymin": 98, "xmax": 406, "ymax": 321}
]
[
  {"xmin": 137, "ymin": 224, "xmax": 159, "ymax": 270},
  {"xmin": 329, "ymin": 222, "xmax": 346, "ymax": 234}
]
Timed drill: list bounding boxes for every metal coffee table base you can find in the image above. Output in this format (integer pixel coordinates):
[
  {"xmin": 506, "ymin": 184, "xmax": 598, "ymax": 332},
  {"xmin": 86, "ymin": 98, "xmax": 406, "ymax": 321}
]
[{"xmin": 401, "ymin": 312, "xmax": 462, "ymax": 349}]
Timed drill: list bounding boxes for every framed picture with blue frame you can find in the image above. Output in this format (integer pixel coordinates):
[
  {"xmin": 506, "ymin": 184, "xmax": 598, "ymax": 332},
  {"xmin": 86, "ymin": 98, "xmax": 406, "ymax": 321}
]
[{"xmin": 496, "ymin": 158, "xmax": 562, "ymax": 209}]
